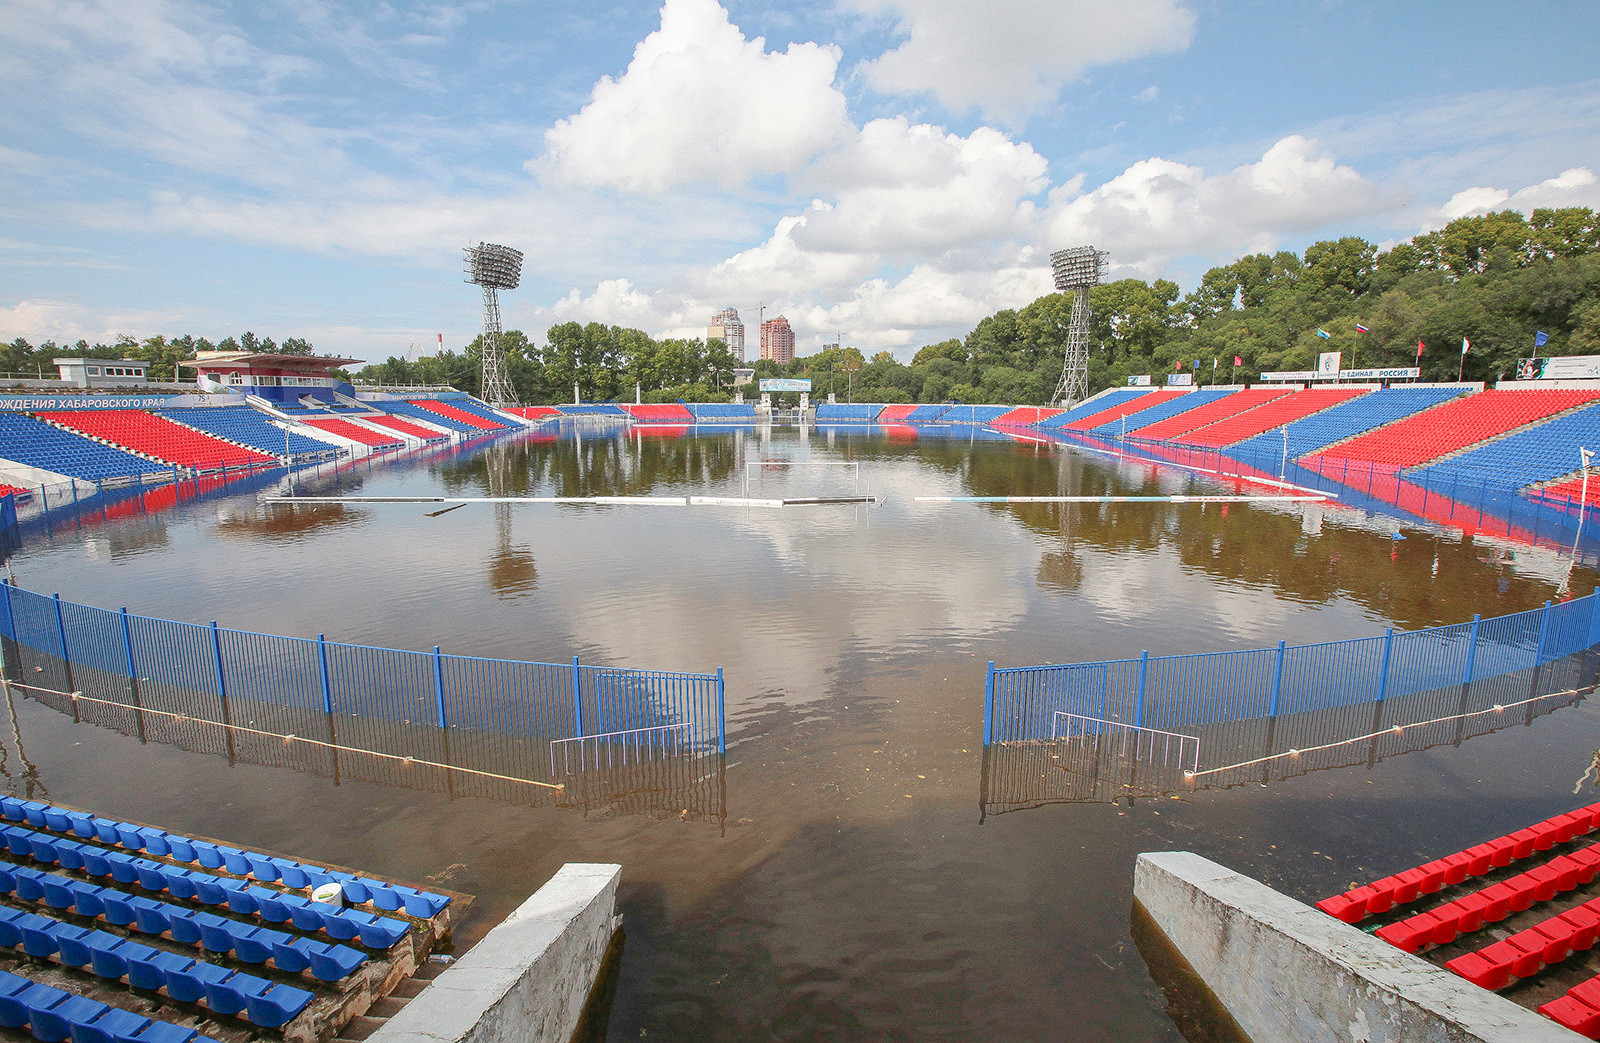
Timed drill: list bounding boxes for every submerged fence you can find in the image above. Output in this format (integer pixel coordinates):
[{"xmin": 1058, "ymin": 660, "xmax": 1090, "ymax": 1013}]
[
  {"xmin": 0, "ymin": 583, "xmax": 724, "ymax": 795},
  {"xmin": 985, "ymin": 590, "xmax": 1600, "ymax": 747}
]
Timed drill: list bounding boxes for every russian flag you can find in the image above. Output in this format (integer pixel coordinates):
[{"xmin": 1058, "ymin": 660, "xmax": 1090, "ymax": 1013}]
[{"xmin": 1355, "ymin": 323, "xmax": 1368, "ymax": 334}]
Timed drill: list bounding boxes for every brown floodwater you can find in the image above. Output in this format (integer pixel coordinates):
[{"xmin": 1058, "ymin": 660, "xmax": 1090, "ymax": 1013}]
[{"xmin": 4, "ymin": 422, "xmax": 1600, "ymax": 1040}]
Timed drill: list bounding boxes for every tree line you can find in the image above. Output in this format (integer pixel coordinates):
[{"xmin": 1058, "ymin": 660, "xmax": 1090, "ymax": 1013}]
[
  {"xmin": 2, "ymin": 332, "xmax": 314, "ymax": 384},
  {"xmin": 7, "ymin": 206, "xmax": 1596, "ymax": 405}
]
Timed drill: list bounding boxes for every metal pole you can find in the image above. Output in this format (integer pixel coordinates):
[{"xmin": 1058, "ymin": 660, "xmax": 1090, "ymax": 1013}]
[
  {"xmin": 983, "ymin": 662, "xmax": 995, "ymax": 746},
  {"xmin": 571, "ymin": 655, "xmax": 584, "ymax": 738},
  {"xmin": 1267, "ymin": 640, "xmax": 1285, "ymax": 717},
  {"xmin": 119, "ymin": 608, "xmax": 145, "ymax": 743},
  {"xmin": 716, "ymin": 666, "xmax": 726, "ymax": 755},
  {"xmin": 52, "ymin": 594, "xmax": 75, "ymax": 719},
  {"xmin": 1135, "ymin": 650, "xmax": 1148, "ymax": 730},
  {"xmin": 210, "ymin": 621, "xmax": 235, "ymax": 763},
  {"xmin": 318, "ymin": 633, "xmax": 339, "ymax": 785}
]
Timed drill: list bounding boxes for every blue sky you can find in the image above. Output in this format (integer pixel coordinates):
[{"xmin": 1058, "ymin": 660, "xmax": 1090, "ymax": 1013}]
[{"xmin": 3, "ymin": 0, "xmax": 1598, "ymax": 366}]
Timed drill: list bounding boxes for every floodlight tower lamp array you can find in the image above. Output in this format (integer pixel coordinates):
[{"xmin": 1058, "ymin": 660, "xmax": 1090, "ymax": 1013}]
[
  {"xmin": 1051, "ymin": 245, "xmax": 1109, "ymax": 408},
  {"xmin": 464, "ymin": 242, "xmax": 524, "ymax": 407}
]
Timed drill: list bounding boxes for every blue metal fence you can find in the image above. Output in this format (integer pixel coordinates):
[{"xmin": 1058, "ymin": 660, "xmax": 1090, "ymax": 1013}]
[
  {"xmin": 985, "ymin": 592, "xmax": 1600, "ymax": 744},
  {"xmin": 0, "ymin": 583, "xmax": 726, "ymax": 782}
]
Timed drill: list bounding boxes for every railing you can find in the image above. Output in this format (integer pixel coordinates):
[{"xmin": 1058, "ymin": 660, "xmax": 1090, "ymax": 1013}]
[
  {"xmin": 985, "ymin": 591, "xmax": 1600, "ymax": 745},
  {"xmin": 0, "ymin": 584, "xmax": 725, "ymax": 794}
]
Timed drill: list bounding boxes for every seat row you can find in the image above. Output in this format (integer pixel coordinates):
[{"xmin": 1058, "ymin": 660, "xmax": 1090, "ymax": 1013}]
[
  {"xmin": 0, "ymin": 798, "xmax": 448, "ymax": 919},
  {"xmin": 0, "ymin": 822, "xmax": 407, "ymax": 949},
  {"xmin": 1447, "ymin": 897, "xmax": 1600, "ymax": 990},
  {"xmin": 0, "ymin": 861, "xmax": 363, "ymax": 981},
  {"xmin": 1373, "ymin": 843, "xmax": 1600, "ymax": 952},
  {"xmin": 0, "ymin": 909, "xmax": 312, "ymax": 1028},
  {"xmin": 1316, "ymin": 802, "xmax": 1600, "ymax": 923},
  {"xmin": 0, "ymin": 968, "xmax": 218, "ymax": 1043}
]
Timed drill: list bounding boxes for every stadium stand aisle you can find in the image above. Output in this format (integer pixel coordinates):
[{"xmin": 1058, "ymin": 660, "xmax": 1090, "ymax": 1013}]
[
  {"xmin": 1406, "ymin": 400, "xmax": 1600, "ymax": 490},
  {"xmin": 1178, "ymin": 386, "xmax": 1372, "ymax": 447},
  {"xmin": 1035, "ymin": 389, "xmax": 1157, "ymax": 431},
  {"xmin": 1086, "ymin": 386, "xmax": 1235, "ymax": 436},
  {"xmin": 0, "ymin": 414, "xmax": 163, "ymax": 482},
  {"xmin": 153, "ymin": 407, "xmax": 333, "ymax": 459},
  {"xmin": 1064, "ymin": 389, "xmax": 1188, "ymax": 431},
  {"xmin": 1306, "ymin": 387, "xmax": 1600, "ymax": 470},
  {"xmin": 1227, "ymin": 386, "xmax": 1466, "ymax": 460},
  {"xmin": 1128, "ymin": 387, "xmax": 1290, "ymax": 441},
  {"xmin": 301, "ymin": 417, "xmax": 402, "ymax": 449},
  {"xmin": 411, "ymin": 400, "xmax": 507, "ymax": 429},
  {"xmin": 35, "ymin": 412, "xmax": 274, "ymax": 471}
]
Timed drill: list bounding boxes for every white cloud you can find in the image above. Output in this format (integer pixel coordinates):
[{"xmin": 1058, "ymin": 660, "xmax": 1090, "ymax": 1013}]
[
  {"xmin": 852, "ymin": 0, "xmax": 1195, "ymax": 120},
  {"xmin": 793, "ymin": 118, "xmax": 1048, "ymax": 255},
  {"xmin": 1436, "ymin": 167, "xmax": 1600, "ymax": 223},
  {"xmin": 1044, "ymin": 135, "xmax": 1387, "ymax": 275},
  {"xmin": 539, "ymin": 0, "xmax": 852, "ymax": 192}
]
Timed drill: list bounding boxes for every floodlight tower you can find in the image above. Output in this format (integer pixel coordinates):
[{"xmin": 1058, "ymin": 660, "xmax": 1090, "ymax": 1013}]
[
  {"xmin": 464, "ymin": 241, "xmax": 524, "ymax": 406},
  {"xmin": 1050, "ymin": 245, "xmax": 1109, "ymax": 407}
]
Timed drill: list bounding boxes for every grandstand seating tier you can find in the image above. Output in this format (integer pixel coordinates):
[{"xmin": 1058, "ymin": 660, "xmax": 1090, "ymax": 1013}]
[
  {"xmin": 939, "ymin": 405, "xmax": 1012, "ymax": 425},
  {"xmin": 814, "ymin": 403, "xmax": 885, "ymax": 422},
  {"xmin": 361, "ymin": 414, "xmax": 448, "ymax": 441},
  {"xmin": 153, "ymin": 407, "xmax": 333, "ymax": 458},
  {"xmin": 431, "ymin": 398, "xmax": 517, "ymax": 427},
  {"xmin": 35, "ymin": 411, "xmax": 275, "ymax": 471},
  {"xmin": 1307, "ymin": 388, "xmax": 1600, "ymax": 470},
  {"xmin": 1065, "ymin": 389, "xmax": 1188, "ymax": 431},
  {"xmin": 504, "ymin": 406, "xmax": 561, "ymax": 420},
  {"xmin": 1128, "ymin": 387, "xmax": 1291, "ymax": 441},
  {"xmin": 687, "ymin": 403, "xmax": 757, "ymax": 420},
  {"xmin": 992, "ymin": 406, "xmax": 1061, "ymax": 427},
  {"xmin": 1036, "ymin": 389, "xmax": 1157, "ymax": 431},
  {"xmin": 1178, "ymin": 386, "xmax": 1373, "ymax": 447},
  {"xmin": 375, "ymin": 400, "xmax": 481, "ymax": 433},
  {"xmin": 1406, "ymin": 400, "xmax": 1600, "ymax": 491},
  {"xmin": 1228, "ymin": 386, "xmax": 1466, "ymax": 460},
  {"xmin": 301, "ymin": 417, "xmax": 403, "ymax": 448},
  {"xmin": 0, "ymin": 413, "xmax": 185, "ymax": 482},
  {"xmin": 1086, "ymin": 387, "xmax": 1236, "ymax": 436},
  {"xmin": 411, "ymin": 400, "xmax": 506, "ymax": 430},
  {"xmin": 624, "ymin": 404, "xmax": 696, "ymax": 422}
]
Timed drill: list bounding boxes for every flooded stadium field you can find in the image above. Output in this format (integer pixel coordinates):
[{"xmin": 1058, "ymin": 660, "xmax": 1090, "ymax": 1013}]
[{"xmin": 4, "ymin": 422, "xmax": 1600, "ymax": 1040}]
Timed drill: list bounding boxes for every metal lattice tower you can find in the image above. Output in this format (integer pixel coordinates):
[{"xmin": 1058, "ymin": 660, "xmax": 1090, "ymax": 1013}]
[
  {"xmin": 464, "ymin": 241, "xmax": 524, "ymax": 406},
  {"xmin": 1050, "ymin": 246, "xmax": 1108, "ymax": 407}
]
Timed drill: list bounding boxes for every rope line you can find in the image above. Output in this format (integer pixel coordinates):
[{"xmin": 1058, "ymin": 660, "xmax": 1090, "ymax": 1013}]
[
  {"xmin": 5, "ymin": 680, "xmax": 564, "ymax": 791},
  {"xmin": 1183, "ymin": 684, "xmax": 1593, "ymax": 780}
]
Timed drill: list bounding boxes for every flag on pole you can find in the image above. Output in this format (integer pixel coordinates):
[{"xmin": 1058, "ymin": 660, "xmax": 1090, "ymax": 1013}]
[
  {"xmin": 1416, "ymin": 339, "xmax": 1425, "ymax": 359},
  {"xmin": 1212, "ymin": 357, "xmax": 1217, "ymax": 371},
  {"xmin": 1233, "ymin": 355, "xmax": 1242, "ymax": 366},
  {"xmin": 1174, "ymin": 359, "xmax": 1181, "ymax": 372},
  {"xmin": 1316, "ymin": 328, "xmax": 1331, "ymax": 339},
  {"xmin": 1355, "ymin": 323, "xmax": 1369, "ymax": 334},
  {"xmin": 1536, "ymin": 331, "xmax": 1550, "ymax": 348},
  {"xmin": 1462, "ymin": 337, "xmax": 1471, "ymax": 355},
  {"xmin": 1193, "ymin": 359, "xmax": 1200, "ymax": 370}
]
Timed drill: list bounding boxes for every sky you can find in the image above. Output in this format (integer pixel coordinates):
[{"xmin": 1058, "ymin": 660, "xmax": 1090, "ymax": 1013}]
[{"xmin": 3, "ymin": 0, "xmax": 1599, "ymax": 367}]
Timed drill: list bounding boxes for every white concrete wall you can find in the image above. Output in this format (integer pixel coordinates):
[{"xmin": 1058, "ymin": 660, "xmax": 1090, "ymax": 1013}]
[
  {"xmin": 370, "ymin": 863, "xmax": 621, "ymax": 1043},
  {"xmin": 1134, "ymin": 851, "xmax": 1579, "ymax": 1043}
]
